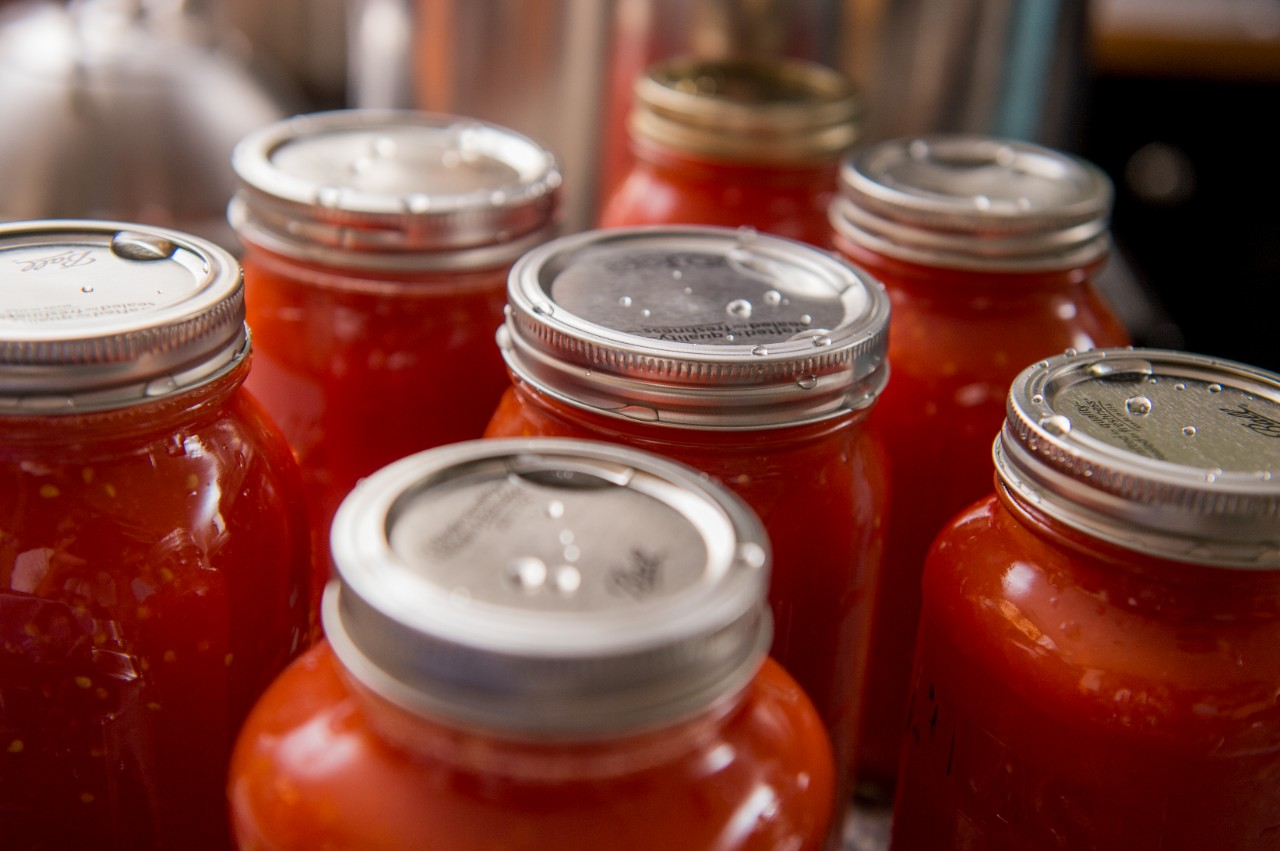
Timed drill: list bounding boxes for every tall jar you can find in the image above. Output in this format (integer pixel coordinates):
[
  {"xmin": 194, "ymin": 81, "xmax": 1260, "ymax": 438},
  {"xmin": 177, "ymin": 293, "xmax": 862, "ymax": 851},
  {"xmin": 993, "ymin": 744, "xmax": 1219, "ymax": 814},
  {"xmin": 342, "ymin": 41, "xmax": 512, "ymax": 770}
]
[
  {"xmin": 485, "ymin": 225, "xmax": 890, "ymax": 810},
  {"xmin": 228, "ymin": 438, "xmax": 836, "ymax": 850},
  {"xmin": 599, "ymin": 56, "xmax": 861, "ymax": 247},
  {"xmin": 892, "ymin": 348, "xmax": 1280, "ymax": 851},
  {"xmin": 829, "ymin": 134, "xmax": 1131, "ymax": 795},
  {"xmin": 228, "ymin": 109, "xmax": 562, "ymax": 562},
  {"xmin": 0, "ymin": 221, "xmax": 315, "ymax": 850}
]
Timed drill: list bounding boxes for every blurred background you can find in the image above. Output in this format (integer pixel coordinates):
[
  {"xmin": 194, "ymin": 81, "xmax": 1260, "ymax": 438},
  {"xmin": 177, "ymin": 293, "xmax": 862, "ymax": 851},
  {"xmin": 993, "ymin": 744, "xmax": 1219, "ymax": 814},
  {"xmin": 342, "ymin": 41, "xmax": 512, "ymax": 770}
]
[{"xmin": 1, "ymin": 0, "xmax": 1277, "ymax": 372}]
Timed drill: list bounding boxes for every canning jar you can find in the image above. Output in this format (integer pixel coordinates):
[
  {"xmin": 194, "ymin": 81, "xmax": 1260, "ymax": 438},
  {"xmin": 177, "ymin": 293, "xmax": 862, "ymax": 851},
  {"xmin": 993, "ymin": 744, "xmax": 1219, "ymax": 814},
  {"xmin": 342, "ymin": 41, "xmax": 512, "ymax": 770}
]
[
  {"xmin": 485, "ymin": 225, "xmax": 890, "ymax": 809},
  {"xmin": 0, "ymin": 220, "xmax": 315, "ymax": 850},
  {"xmin": 892, "ymin": 348, "xmax": 1280, "ymax": 851},
  {"xmin": 228, "ymin": 438, "xmax": 836, "ymax": 850},
  {"xmin": 228, "ymin": 109, "xmax": 562, "ymax": 561},
  {"xmin": 599, "ymin": 56, "xmax": 861, "ymax": 247},
  {"xmin": 829, "ymin": 134, "xmax": 1131, "ymax": 793}
]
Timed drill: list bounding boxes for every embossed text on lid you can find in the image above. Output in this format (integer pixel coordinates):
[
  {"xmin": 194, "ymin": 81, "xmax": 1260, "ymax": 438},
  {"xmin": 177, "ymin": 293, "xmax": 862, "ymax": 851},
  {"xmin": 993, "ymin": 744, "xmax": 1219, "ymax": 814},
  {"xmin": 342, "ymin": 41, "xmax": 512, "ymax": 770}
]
[
  {"xmin": 0, "ymin": 219, "xmax": 247, "ymax": 410},
  {"xmin": 326, "ymin": 438, "xmax": 771, "ymax": 735},
  {"xmin": 499, "ymin": 225, "xmax": 890, "ymax": 428},
  {"xmin": 997, "ymin": 348, "xmax": 1280, "ymax": 568}
]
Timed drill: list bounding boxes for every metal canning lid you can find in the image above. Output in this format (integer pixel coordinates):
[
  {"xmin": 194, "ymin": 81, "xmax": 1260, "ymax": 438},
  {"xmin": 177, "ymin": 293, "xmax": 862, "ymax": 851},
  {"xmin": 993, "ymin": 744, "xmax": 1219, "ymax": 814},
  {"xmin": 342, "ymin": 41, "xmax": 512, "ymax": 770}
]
[
  {"xmin": 229, "ymin": 109, "xmax": 562, "ymax": 271},
  {"xmin": 325, "ymin": 437, "xmax": 772, "ymax": 736},
  {"xmin": 831, "ymin": 134, "xmax": 1113, "ymax": 271},
  {"xmin": 997, "ymin": 348, "xmax": 1280, "ymax": 568},
  {"xmin": 498, "ymin": 226, "xmax": 891, "ymax": 429},
  {"xmin": 630, "ymin": 56, "xmax": 862, "ymax": 164},
  {"xmin": 0, "ymin": 219, "xmax": 248, "ymax": 412}
]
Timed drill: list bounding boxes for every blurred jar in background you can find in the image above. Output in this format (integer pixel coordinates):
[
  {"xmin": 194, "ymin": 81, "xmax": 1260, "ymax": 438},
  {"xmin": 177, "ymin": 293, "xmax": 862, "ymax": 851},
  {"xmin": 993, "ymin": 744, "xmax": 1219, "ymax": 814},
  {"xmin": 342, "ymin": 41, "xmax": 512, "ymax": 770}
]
[
  {"xmin": 893, "ymin": 348, "xmax": 1280, "ymax": 850},
  {"xmin": 599, "ymin": 55, "xmax": 861, "ymax": 248},
  {"xmin": 829, "ymin": 134, "xmax": 1131, "ymax": 799},
  {"xmin": 485, "ymin": 225, "xmax": 891, "ymax": 819},
  {"xmin": 228, "ymin": 109, "xmax": 561, "ymax": 564},
  {"xmin": 228, "ymin": 438, "xmax": 837, "ymax": 851},
  {"xmin": 0, "ymin": 220, "xmax": 315, "ymax": 850}
]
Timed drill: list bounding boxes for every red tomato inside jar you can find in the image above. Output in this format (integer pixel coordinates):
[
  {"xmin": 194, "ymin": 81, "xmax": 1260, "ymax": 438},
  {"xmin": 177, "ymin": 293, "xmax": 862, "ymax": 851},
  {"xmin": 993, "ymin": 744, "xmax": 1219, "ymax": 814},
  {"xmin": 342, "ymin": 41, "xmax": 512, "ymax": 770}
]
[
  {"xmin": 892, "ymin": 347, "xmax": 1280, "ymax": 851},
  {"xmin": 228, "ymin": 438, "xmax": 836, "ymax": 851},
  {"xmin": 0, "ymin": 220, "xmax": 316, "ymax": 850}
]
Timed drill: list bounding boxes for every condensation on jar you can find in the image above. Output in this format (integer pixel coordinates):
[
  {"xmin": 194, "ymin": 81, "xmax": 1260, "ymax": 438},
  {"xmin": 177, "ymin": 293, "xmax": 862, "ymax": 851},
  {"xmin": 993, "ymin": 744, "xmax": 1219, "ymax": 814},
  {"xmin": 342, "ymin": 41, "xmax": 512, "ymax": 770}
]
[
  {"xmin": 485, "ymin": 225, "xmax": 891, "ymax": 811},
  {"xmin": 227, "ymin": 109, "xmax": 562, "ymax": 562},
  {"xmin": 599, "ymin": 56, "xmax": 862, "ymax": 247},
  {"xmin": 829, "ymin": 134, "xmax": 1132, "ymax": 796},
  {"xmin": 228, "ymin": 438, "xmax": 836, "ymax": 851},
  {"xmin": 0, "ymin": 220, "xmax": 316, "ymax": 851},
  {"xmin": 892, "ymin": 348, "xmax": 1280, "ymax": 851}
]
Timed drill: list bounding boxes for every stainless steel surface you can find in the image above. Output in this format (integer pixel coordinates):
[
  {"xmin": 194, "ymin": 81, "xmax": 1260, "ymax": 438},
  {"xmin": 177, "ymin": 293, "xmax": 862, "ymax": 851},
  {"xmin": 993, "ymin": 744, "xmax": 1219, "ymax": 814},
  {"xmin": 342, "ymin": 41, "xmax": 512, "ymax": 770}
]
[{"xmin": 0, "ymin": 0, "xmax": 292, "ymax": 251}]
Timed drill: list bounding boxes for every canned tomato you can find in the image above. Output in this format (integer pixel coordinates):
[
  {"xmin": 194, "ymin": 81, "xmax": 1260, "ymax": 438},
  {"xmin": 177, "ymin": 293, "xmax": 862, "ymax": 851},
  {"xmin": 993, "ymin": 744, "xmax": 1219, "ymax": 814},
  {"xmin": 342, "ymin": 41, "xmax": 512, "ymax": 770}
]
[
  {"xmin": 228, "ymin": 109, "xmax": 562, "ymax": 562},
  {"xmin": 228, "ymin": 438, "xmax": 836, "ymax": 850},
  {"xmin": 0, "ymin": 220, "xmax": 316, "ymax": 850},
  {"xmin": 829, "ymin": 134, "xmax": 1132, "ymax": 793},
  {"xmin": 485, "ymin": 225, "xmax": 890, "ymax": 810},
  {"xmin": 893, "ymin": 348, "xmax": 1280, "ymax": 850}
]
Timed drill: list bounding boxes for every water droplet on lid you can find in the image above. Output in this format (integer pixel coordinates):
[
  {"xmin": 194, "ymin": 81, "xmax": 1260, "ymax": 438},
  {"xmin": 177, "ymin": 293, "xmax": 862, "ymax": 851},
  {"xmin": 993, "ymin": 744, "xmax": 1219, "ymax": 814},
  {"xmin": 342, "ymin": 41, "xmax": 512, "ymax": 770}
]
[
  {"xmin": 80, "ymin": 286, "xmax": 94, "ymax": 294},
  {"xmin": 672, "ymin": 270, "xmax": 683, "ymax": 280},
  {"xmin": 683, "ymin": 287, "xmax": 693, "ymax": 295},
  {"xmin": 1208, "ymin": 384, "xmax": 1224, "ymax": 394},
  {"xmin": 1031, "ymin": 394, "xmax": 1045, "ymax": 405},
  {"xmin": 404, "ymin": 193, "xmax": 431, "ymax": 214},
  {"xmin": 144, "ymin": 376, "xmax": 178, "ymax": 397},
  {"xmin": 751, "ymin": 345, "xmax": 768, "ymax": 356},
  {"xmin": 316, "ymin": 186, "xmax": 343, "ymax": 207},
  {"xmin": 640, "ymin": 309, "xmax": 652, "ymax": 318},
  {"xmin": 1125, "ymin": 396, "xmax": 1153, "ymax": 416},
  {"xmin": 1015, "ymin": 196, "xmax": 1033, "ymax": 212},
  {"xmin": 974, "ymin": 195, "xmax": 992, "ymax": 210},
  {"xmin": 1205, "ymin": 468, "xmax": 1221, "ymax": 483},
  {"xmin": 372, "ymin": 136, "xmax": 397, "ymax": 157},
  {"xmin": 1064, "ymin": 348, "xmax": 1078, "ymax": 357},
  {"xmin": 763, "ymin": 290, "xmax": 782, "ymax": 306},
  {"xmin": 619, "ymin": 296, "xmax": 633, "ymax": 307},
  {"xmin": 552, "ymin": 565, "xmax": 582, "ymax": 595},
  {"xmin": 1183, "ymin": 426, "xmax": 1198, "ymax": 437},
  {"xmin": 490, "ymin": 190, "xmax": 508, "ymax": 205},
  {"xmin": 110, "ymin": 232, "xmax": 176, "ymax": 261},
  {"xmin": 546, "ymin": 500, "xmax": 564, "ymax": 519},
  {"xmin": 1039, "ymin": 415, "xmax": 1072, "ymax": 436},
  {"xmin": 1174, "ymin": 383, "xmax": 1186, "ymax": 391},
  {"xmin": 726, "ymin": 299, "xmax": 753, "ymax": 319},
  {"xmin": 1037, "ymin": 360, "xmax": 1050, "ymax": 369},
  {"xmin": 797, "ymin": 374, "xmax": 818, "ymax": 390},
  {"xmin": 505, "ymin": 556, "xmax": 547, "ymax": 592},
  {"xmin": 811, "ymin": 335, "xmax": 832, "ymax": 348},
  {"xmin": 724, "ymin": 333, "xmax": 736, "ymax": 342},
  {"xmin": 737, "ymin": 542, "xmax": 767, "ymax": 569},
  {"xmin": 531, "ymin": 302, "xmax": 554, "ymax": 316}
]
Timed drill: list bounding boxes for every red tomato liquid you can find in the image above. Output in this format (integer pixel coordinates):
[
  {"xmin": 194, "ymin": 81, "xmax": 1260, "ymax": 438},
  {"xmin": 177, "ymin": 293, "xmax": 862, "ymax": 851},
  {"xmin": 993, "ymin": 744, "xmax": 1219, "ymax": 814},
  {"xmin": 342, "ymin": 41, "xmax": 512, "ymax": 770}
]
[
  {"xmin": 239, "ymin": 246, "xmax": 512, "ymax": 557},
  {"xmin": 891, "ymin": 489, "xmax": 1280, "ymax": 850},
  {"xmin": 485, "ymin": 383, "xmax": 886, "ymax": 808},
  {"xmin": 599, "ymin": 141, "xmax": 842, "ymax": 248},
  {"xmin": 0, "ymin": 360, "xmax": 315, "ymax": 850},
  {"xmin": 835, "ymin": 238, "xmax": 1131, "ymax": 793},
  {"xmin": 229, "ymin": 640, "xmax": 836, "ymax": 851}
]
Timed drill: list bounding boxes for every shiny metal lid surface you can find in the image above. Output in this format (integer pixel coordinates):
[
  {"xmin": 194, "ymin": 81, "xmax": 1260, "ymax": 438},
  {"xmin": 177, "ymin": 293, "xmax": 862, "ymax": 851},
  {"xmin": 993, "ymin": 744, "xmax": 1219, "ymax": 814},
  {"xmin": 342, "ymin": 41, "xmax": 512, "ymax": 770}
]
[
  {"xmin": 831, "ymin": 134, "xmax": 1112, "ymax": 271},
  {"xmin": 326, "ymin": 438, "xmax": 771, "ymax": 736},
  {"xmin": 0, "ymin": 219, "xmax": 247, "ymax": 412},
  {"xmin": 997, "ymin": 348, "xmax": 1280, "ymax": 568},
  {"xmin": 229, "ymin": 109, "xmax": 562, "ymax": 270},
  {"xmin": 498, "ymin": 226, "xmax": 890, "ymax": 428},
  {"xmin": 630, "ymin": 56, "xmax": 862, "ymax": 164}
]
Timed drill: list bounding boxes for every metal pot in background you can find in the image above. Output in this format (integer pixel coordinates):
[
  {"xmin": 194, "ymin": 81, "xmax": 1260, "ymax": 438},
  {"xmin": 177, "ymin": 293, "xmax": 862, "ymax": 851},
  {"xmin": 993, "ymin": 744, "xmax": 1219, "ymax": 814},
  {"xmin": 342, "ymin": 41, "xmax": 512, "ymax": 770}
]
[{"xmin": 0, "ymin": 0, "xmax": 296, "ymax": 250}]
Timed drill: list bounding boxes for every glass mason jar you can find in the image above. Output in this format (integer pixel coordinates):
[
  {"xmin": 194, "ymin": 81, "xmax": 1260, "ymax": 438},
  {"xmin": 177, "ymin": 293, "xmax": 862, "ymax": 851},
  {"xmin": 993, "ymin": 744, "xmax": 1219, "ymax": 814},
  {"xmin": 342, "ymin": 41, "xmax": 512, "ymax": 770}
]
[
  {"xmin": 228, "ymin": 109, "xmax": 562, "ymax": 562},
  {"xmin": 0, "ymin": 220, "xmax": 316, "ymax": 850},
  {"xmin": 599, "ymin": 56, "xmax": 862, "ymax": 248},
  {"xmin": 228, "ymin": 438, "xmax": 836, "ymax": 850},
  {"xmin": 485, "ymin": 225, "xmax": 890, "ymax": 810},
  {"xmin": 829, "ymin": 134, "xmax": 1132, "ymax": 795},
  {"xmin": 892, "ymin": 348, "xmax": 1280, "ymax": 851}
]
